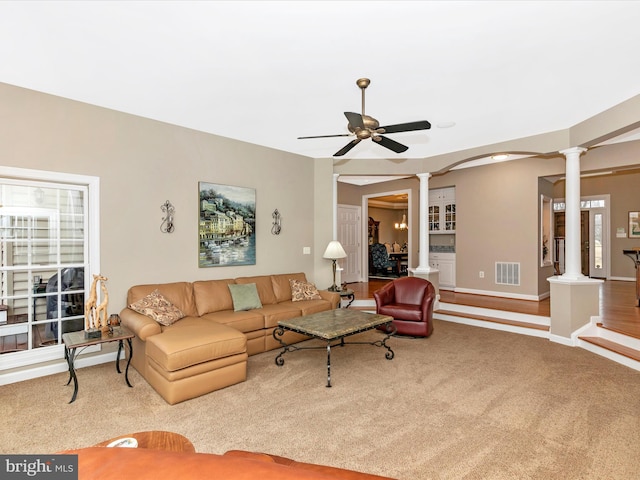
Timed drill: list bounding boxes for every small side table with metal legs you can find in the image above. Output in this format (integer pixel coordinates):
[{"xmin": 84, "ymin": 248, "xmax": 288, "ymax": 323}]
[
  {"xmin": 336, "ymin": 289, "xmax": 355, "ymax": 308},
  {"xmin": 62, "ymin": 326, "xmax": 134, "ymax": 403}
]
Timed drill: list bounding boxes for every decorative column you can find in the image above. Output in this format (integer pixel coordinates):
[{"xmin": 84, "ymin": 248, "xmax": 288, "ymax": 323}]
[
  {"xmin": 560, "ymin": 147, "xmax": 586, "ymax": 280},
  {"xmin": 414, "ymin": 173, "xmax": 432, "ymax": 273},
  {"xmin": 548, "ymin": 146, "xmax": 601, "ymax": 345}
]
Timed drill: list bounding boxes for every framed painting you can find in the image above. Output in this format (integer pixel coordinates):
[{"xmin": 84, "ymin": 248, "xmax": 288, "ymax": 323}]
[
  {"xmin": 198, "ymin": 182, "xmax": 256, "ymax": 267},
  {"xmin": 629, "ymin": 211, "xmax": 640, "ymax": 238}
]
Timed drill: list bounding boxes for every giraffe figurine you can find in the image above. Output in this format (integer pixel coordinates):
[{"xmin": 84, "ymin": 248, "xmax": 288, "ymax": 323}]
[
  {"xmin": 95, "ymin": 278, "xmax": 110, "ymax": 332},
  {"xmin": 84, "ymin": 274, "xmax": 108, "ymax": 330}
]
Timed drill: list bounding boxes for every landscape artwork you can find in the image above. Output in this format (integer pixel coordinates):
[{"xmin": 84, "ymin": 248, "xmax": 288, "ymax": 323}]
[{"xmin": 198, "ymin": 182, "xmax": 256, "ymax": 267}]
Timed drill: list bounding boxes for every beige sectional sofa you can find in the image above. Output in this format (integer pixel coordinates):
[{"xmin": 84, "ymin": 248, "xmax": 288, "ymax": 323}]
[{"xmin": 120, "ymin": 272, "xmax": 339, "ymax": 404}]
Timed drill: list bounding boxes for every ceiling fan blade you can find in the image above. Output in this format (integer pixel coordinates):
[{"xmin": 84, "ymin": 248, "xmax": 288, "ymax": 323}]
[
  {"xmin": 334, "ymin": 139, "xmax": 361, "ymax": 157},
  {"xmin": 378, "ymin": 120, "xmax": 431, "ymax": 134},
  {"xmin": 344, "ymin": 112, "xmax": 364, "ymax": 130},
  {"xmin": 297, "ymin": 134, "xmax": 352, "ymax": 139},
  {"xmin": 374, "ymin": 135, "xmax": 409, "ymax": 154}
]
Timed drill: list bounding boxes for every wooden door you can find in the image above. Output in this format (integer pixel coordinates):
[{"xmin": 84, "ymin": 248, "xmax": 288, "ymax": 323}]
[{"xmin": 553, "ymin": 211, "xmax": 589, "ymax": 276}]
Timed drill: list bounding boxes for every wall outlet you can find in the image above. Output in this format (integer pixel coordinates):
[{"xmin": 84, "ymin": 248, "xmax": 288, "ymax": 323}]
[
  {"xmin": 303, "ymin": 247, "xmax": 311, "ymax": 255},
  {"xmin": 479, "ymin": 271, "xmax": 485, "ymax": 278}
]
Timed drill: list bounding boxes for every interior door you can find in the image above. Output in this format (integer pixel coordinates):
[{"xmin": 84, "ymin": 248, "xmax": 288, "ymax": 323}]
[
  {"xmin": 337, "ymin": 204, "xmax": 361, "ymax": 284},
  {"xmin": 553, "ymin": 211, "xmax": 593, "ymax": 277}
]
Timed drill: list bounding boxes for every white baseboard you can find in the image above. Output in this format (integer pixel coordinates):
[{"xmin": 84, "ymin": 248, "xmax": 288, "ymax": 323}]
[
  {"xmin": 0, "ymin": 350, "xmax": 120, "ymax": 386},
  {"xmin": 549, "ymin": 333, "xmax": 576, "ymax": 347},
  {"xmin": 453, "ymin": 287, "xmax": 542, "ymax": 301}
]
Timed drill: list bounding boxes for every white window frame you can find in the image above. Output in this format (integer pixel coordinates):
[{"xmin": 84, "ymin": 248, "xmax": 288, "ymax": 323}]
[{"xmin": 0, "ymin": 166, "xmax": 100, "ymax": 372}]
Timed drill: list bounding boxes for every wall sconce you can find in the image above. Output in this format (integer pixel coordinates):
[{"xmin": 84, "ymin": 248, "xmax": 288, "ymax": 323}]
[
  {"xmin": 271, "ymin": 209, "xmax": 281, "ymax": 235},
  {"xmin": 160, "ymin": 200, "xmax": 175, "ymax": 233}
]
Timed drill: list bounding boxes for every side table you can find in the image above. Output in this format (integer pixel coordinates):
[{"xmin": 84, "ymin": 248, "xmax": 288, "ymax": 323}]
[
  {"xmin": 94, "ymin": 431, "xmax": 195, "ymax": 453},
  {"xmin": 336, "ymin": 288, "xmax": 355, "ymax": 308},
  {"xmin": 62, "ymin": 326, "xmax": 134, "ymax": 404}
]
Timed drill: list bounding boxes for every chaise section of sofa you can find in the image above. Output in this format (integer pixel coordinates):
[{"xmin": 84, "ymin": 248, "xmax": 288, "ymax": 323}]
[{"xmin": 120, "ymin": 273, "xmax": 339, "ymax": 404}]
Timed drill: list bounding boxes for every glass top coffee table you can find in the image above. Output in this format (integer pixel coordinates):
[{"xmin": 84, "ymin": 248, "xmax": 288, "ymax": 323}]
[{"xmin": 273, "ymin": 309, "xmax": 396, "ymax": 387}]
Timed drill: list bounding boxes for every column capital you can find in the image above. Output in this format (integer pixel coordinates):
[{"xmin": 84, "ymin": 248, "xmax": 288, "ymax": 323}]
[
  {"xmin": 417, "ymin": 173, "xmax": 432, "ymax": 180},
  {"xmin": 559, "ymin": 147, "xmax": 587, "ymax": 157}
]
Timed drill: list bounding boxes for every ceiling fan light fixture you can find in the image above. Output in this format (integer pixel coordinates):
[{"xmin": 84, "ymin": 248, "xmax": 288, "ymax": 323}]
[{"xmin": 298, "ymin": 78, "xmax": 431, "ymax": 156}]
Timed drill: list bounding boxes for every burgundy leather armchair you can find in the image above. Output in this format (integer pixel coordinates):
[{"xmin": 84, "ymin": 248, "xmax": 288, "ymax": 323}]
[{"xmin": 374, "ymin": 277, "xmax": 435, "ymax": 337}]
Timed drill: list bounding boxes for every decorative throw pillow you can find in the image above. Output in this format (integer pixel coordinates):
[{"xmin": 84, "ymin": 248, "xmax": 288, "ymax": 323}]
[
  {"xmin": 290, "ymin": 279, "xmax": 322, "ymax": 302},
  {"xmin": 228, "ymin": 283, "xmax": 263, "ymax": 311},
  {"xmin": 128, "ymin": 289, "xmax": 185, "ymax": 326}
]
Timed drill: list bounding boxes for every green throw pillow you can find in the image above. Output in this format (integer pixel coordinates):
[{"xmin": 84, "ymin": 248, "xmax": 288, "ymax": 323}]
[{"xmin": 228, "ymin": 283, "xmax": 263, "ymax": 311}]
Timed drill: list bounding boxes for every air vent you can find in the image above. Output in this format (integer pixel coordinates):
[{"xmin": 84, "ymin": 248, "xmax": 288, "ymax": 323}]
[{"xmin": 495, "ymin": 262, "xmax": 520, "ymax": 286}]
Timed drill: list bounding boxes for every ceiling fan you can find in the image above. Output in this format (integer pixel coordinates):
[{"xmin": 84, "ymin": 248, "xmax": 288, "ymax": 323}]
[{"xmin": 298, "ymin": 78, "xmax": 431, "ymax": 157}]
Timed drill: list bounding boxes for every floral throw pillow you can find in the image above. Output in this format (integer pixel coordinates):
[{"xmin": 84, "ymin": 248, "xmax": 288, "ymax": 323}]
[
  {"xmin": 128, "ymin": 289, "xmax": 185, "ymax": 326},
  {"xmin": 290, "ymin": 279, "xmax": 322, "ymax": 302}
]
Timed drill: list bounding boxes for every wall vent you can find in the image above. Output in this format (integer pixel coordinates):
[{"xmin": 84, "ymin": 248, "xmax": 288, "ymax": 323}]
[{"xmin": 495, "ymin": 262, "xmax": 520, "ymax": 286}]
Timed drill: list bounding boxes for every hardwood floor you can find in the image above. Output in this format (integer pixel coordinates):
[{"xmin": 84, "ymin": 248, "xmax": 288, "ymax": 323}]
[
  {"xmin": 599, "ymin": 279, "xmax": 640, "ymax": 338},
  {"xmin": 347, "ymin": 278, "xmax": 640, "ymax": 339}
]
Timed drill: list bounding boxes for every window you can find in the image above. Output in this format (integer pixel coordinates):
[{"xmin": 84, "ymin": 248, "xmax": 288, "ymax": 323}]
[{"xmin": 0, "ymin": 167, "xmax": 99, "ymax": 370}]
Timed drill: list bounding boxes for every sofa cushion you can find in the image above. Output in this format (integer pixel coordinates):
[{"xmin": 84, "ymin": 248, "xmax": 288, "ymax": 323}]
[
  {"xmin": 201, "ymin": 310, "xmax": 265, "ymax": 333},
  {"xmin": 378, "ymin": 303, "xmax": 423, "ymax": 322},
  {"xmin": 193, "ymin": 279, "xmax": 236, "ymax": 316},
  {"xmin": 235, "ymin": 275, "xmax": 277, "ymax": 305},
  {"xmin": 290, "ymin": 279, "xmax": 322, "ymax": 302},
  {"xmin": 127, "ymin": 282, "xmax": 198, "ymax": 318},
  {"xmin": 146, "ymin": 319, "xmax": 246, "ymax": 372},
  {"xmin": 252, "ymin": 303, "xmax": 303, "ymax": 328},
  {"xmin": 271, "ymin": 273, "xmax": 308, "ymax": 303},
  {"xmin": 228, "ymin": 283, "xmax": 263, "ymax": 311},
  {"xmin": 278, "ymin": 299, "xmax": 332, "ymax": 316},
  {"xmin": 128, "ymin": 289, "xmax": 185, "ymax": 326}
]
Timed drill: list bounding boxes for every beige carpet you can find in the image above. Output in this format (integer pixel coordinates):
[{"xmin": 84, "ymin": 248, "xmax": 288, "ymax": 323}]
[{"xmin": 3, "ymin": 320, "xmax": 640, "ymax": 479}]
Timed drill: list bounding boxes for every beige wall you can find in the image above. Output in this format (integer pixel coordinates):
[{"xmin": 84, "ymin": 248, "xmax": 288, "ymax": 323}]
[
  {"xmin": 554, "ymin": 167, "xmax": 640, "ymax": 279},
  {"xmin": 4, "ymin": 81, "xmax": 640, "ymax": 307},
  {"xmin": 337, "ymin": 176, "xmax": 420, "ymax": 268},
  {"xmin": 0, "ymin": 82, "xmax": 335, "ymax": 312},
  {"xmin": 338, "ymin": 141, "xmax": 640, "ymax": 298},
  {"xmin": 368, "ymin": 207, "xmax": 409, "ymax": 247}
]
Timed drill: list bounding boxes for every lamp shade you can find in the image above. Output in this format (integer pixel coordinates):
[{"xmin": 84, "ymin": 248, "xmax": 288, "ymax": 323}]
[{"xmin": 323, "ymin": 240, "xmax": 347, "ymax": 259}]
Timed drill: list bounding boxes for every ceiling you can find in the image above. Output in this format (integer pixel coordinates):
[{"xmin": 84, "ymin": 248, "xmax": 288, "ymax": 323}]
[{"xmin": 1, "ymin": 1, "xmax": 640, "ymax": 162}]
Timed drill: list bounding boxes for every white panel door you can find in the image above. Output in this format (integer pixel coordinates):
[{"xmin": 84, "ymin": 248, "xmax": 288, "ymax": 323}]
[{"xmin": 337, "ymin": 204, "xmax": 361, "ymax": 284}]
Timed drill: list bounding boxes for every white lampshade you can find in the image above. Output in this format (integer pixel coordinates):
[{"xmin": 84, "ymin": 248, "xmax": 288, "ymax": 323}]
[{"xmin": 323, "ymin": 240, "xmax": 347, "ymax": 259}]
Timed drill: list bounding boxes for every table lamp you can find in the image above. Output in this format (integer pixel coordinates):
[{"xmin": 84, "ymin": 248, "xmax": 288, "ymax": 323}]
[{"xmin": 323, "ymin": 240, "xmax": 347, "ymax": 292}]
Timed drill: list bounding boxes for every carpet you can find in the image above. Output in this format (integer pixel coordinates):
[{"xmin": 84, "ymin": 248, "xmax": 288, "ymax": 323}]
[{"xmin": 3, "ymin": 320, "xmax": 640, "ymax": 479}]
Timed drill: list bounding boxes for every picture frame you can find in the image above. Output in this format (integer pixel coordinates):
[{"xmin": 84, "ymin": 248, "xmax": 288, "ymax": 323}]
[
  {"xmin": 629, "ymin": 211, "xmax": 640, "ymax": 238},
  {"xmin": 198, "ymin": 182, "xmax": 256, "ymax": 267}
]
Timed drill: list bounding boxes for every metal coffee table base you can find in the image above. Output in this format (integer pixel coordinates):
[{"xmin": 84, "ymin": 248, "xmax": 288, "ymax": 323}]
[{"xmin": 273, "ymin": 322, "xmax": 396, "ymax": 387}]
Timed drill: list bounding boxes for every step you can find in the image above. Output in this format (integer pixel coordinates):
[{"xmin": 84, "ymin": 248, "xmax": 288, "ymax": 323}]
[
  {"xmin": 596, "ymin": 322, "xmax": 640, "ymax": 341},
  {"xmin": 579, "ymin": 336, "xmax": 640, "ymax": 362},
  {"xmin": 436, "ymin": 309, "xmax": 549, "ymax": 331}
]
